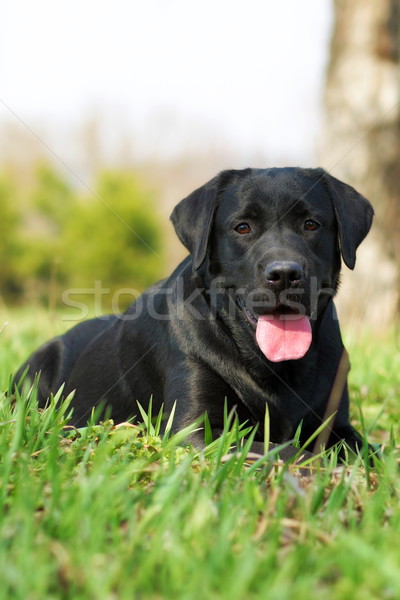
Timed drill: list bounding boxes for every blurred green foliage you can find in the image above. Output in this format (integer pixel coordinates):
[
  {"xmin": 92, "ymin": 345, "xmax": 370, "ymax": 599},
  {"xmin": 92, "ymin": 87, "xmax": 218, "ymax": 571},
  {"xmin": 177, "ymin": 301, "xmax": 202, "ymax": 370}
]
[
  {"xmin": 0, "ymin": 175, "xmax": 22, "ymax": 298},
  {"xmin": 0, "ymin": 164, "xmax": 164, "ymax": 310}
]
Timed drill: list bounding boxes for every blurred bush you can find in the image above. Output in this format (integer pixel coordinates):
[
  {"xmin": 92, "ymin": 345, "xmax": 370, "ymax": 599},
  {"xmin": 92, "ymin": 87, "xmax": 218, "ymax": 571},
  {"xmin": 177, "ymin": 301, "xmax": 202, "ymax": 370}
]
[
  {"xmin": 0, "ymin": 164, "xmax": 164, "ymax": 311},
  {"xmin": 0, "ymin": 175, "xmax": 23, "ymax": 298}
]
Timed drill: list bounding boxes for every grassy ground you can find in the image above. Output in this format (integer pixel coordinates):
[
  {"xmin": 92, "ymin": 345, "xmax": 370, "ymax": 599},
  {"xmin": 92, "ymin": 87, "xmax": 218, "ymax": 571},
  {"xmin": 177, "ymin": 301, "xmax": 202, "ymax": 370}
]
[{"xmin": 1, "ymin": 309, "xmax": 400, "ymax": 600}]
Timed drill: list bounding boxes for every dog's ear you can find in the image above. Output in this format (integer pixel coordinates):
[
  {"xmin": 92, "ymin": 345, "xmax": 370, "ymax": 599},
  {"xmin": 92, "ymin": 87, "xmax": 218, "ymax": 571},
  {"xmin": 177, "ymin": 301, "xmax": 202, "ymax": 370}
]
[
  {"xmin": 322, "ymin": 170, "xmax": 374, "ymax": 269},
  {"xmin": 170, "ymin": 170, "xmax": 236, "ymax": 270}
]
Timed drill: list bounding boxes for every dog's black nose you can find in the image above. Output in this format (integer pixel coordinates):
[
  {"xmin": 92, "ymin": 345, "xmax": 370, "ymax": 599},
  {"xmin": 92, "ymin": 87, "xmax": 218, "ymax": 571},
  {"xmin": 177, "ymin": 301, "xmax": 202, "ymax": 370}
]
[{"xmin": 264, "ymin": 261, "xmax": 304, "ymax": 288}]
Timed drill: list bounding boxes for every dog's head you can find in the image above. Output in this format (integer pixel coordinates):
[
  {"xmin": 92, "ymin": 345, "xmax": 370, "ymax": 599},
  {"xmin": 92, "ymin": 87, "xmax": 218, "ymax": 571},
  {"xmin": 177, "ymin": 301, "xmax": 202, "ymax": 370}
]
[{"xmin": 171, "ymin": 168, "xmax": 373, "ymax": 362}]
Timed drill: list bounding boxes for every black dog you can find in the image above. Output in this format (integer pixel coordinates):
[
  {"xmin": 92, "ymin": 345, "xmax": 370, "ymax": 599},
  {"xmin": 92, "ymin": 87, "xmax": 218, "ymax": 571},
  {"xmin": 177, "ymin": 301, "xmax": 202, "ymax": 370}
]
[{"xmin": 15, "ymin": 168, "xmax": 374, "ymax": 455}]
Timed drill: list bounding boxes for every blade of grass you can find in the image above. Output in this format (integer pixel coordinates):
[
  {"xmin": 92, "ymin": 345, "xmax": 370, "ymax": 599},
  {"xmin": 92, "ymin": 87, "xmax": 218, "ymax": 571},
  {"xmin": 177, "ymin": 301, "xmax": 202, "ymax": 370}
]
[
  {"xmin": 313, "ymin": 348, "xmax": 350, "ymax": 453},
  {"xmin": 164, "ymin": 417, "xmax": 205, "ymax": 449},
  {"xmin": 154, "ymin": 403, "xmax": 164, "ymax": 436},
  {"xmin": 137, "ymin": 399, "xmax": 154, "ymax": 435},
  {"xmin": 264, "ymin": 403, "xmax": 270, "ymax": 456},
  {"xmin": 293, "ymin": 412, "xmax": 337, "ymax": 463},
  {"xmin": 203, "ymin": 411, "xmax": 213, "ymax": 446},
  {"xmin": 162, "ymin": 401, "xmax": 177, "ymax": 443}
]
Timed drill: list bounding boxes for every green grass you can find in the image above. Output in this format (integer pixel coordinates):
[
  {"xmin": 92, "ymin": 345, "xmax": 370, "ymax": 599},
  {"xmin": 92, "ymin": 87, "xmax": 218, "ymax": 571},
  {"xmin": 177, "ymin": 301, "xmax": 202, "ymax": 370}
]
[{"xmin": 1, "ymin": 310, "xmax": 400, "ymax": 599}]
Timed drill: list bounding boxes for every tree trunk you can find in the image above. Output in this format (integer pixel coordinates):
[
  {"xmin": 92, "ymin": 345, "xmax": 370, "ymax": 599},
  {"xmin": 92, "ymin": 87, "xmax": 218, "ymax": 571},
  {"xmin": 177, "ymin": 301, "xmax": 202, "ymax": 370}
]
[{"xmin": 319, "ymin": 0, "xmax": 400, "ymax": 328}]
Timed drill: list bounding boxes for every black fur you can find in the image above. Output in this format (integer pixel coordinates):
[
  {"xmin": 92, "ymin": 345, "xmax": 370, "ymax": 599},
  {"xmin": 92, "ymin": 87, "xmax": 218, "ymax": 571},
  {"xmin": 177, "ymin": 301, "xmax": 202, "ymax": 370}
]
[{"xmin": 14, "ymin": 168, "xmax": 374, "ymax": 456}]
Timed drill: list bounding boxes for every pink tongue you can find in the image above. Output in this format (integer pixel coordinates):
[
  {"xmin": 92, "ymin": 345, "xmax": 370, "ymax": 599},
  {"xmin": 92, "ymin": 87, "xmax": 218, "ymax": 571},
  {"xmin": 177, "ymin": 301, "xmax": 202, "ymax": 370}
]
[{"xmin": 256, "ymin": 314, "xmax": 312, "ymax": 362}]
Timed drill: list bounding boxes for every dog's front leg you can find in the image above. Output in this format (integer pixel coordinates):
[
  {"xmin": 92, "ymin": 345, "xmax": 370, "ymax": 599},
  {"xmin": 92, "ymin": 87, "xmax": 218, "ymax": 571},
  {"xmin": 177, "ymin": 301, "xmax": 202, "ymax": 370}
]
[{"xmin": 163, "ymin": 359, "xmax": 240, "ymax": 448}]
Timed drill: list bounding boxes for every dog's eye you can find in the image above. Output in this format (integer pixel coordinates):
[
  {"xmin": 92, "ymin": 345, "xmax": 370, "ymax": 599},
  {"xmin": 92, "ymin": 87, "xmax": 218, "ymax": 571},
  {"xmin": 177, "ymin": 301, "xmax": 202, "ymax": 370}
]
[
  {"xmin": 304, "ymin": 220, "xmax": 320, "ymax": 231},
  {"xmin": 235, "ymin": 223, "xmax": 251, "ymax": 234}
]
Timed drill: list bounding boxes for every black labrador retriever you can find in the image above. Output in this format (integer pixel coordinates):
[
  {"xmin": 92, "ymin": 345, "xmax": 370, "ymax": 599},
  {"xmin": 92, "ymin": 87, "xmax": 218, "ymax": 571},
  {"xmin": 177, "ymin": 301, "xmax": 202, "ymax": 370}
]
[{"xmin": 15, "ymin": 167, "xmax": 374, "ymax": 456}]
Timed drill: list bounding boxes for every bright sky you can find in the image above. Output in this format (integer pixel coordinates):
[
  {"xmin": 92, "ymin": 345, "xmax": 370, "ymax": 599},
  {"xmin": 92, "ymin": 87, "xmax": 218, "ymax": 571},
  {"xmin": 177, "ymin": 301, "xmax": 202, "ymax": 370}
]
[{"xmin": 2, "ymin": 0, "xmax": 332, "ymax": 164}]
